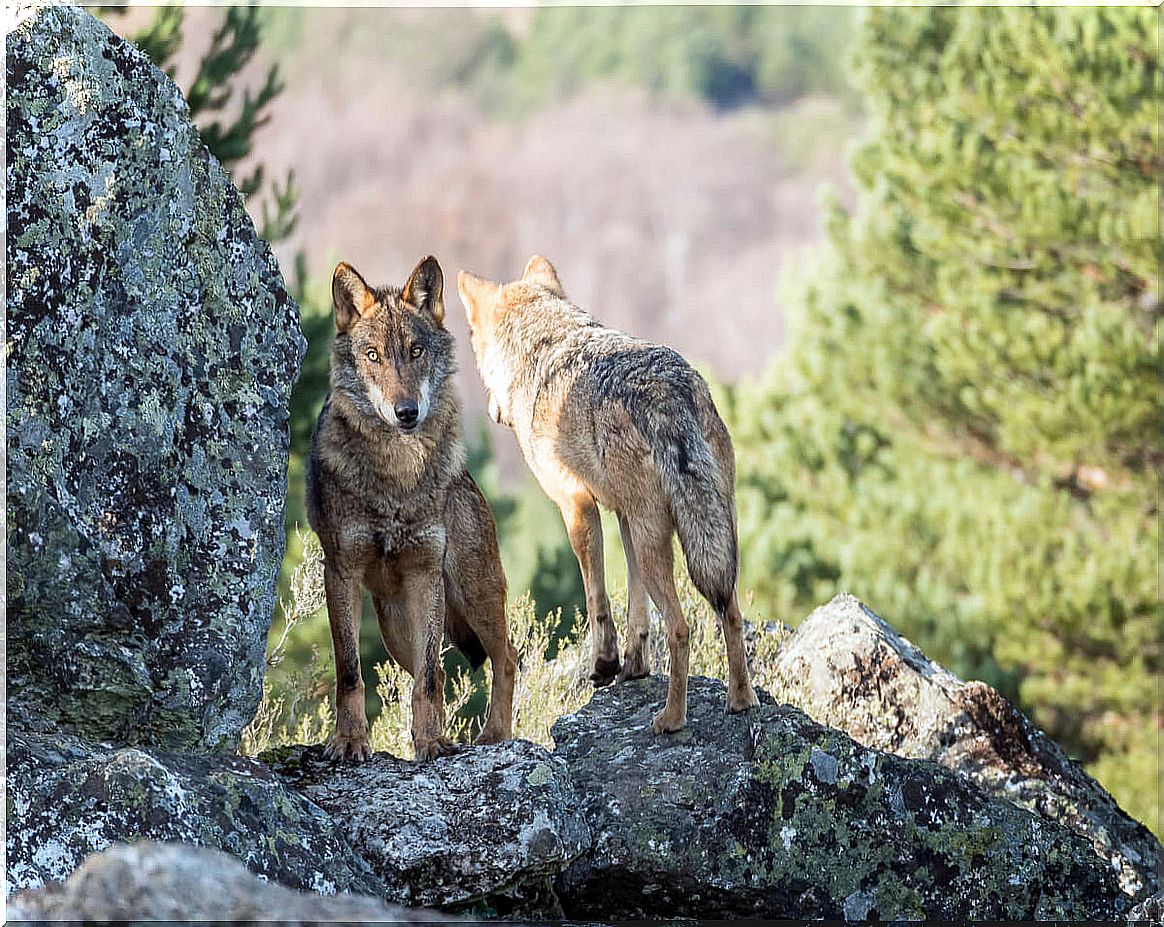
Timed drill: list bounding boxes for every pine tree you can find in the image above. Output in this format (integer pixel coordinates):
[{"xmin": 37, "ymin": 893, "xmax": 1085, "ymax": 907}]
[{"xmin": 724, "ymin": 7, "xmax": 1159, "ymax": 834}]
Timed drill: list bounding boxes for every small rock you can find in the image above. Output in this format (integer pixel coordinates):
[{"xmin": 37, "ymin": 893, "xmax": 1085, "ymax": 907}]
[
  {"xmin": 269, "ymin": 740, "xmax": 591, "ymax": 913},
  {"xmin": 9, "ymin": 842, "xmax": 448, "ymax": 922},
  {"xmin": 1127, "ymin": 891, "xmax": 1163, "ymax": 925}
]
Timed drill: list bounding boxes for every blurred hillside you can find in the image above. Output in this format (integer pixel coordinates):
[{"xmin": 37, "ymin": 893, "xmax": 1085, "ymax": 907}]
[{"xmin": 114, "ymin": 6, "xmax": 860, "ymax": 480}]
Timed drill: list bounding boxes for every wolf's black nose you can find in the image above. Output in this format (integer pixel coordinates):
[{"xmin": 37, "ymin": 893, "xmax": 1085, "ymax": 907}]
[{"xmin": 395, "ymin": 399, "xmax": 419, "ymax": 426}]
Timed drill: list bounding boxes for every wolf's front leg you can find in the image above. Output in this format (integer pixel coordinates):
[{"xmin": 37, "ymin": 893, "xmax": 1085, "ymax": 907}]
[
  {"xmin": 474, "ymin": 611, "xmax": 517, "ymax": 745},
  {"xmin": 404, "ymin": 565, "xmax": 457, "ymax": 761},
  {"xmin": 323, "ymin": 563, "xmax": 372, "ymax": 762}
]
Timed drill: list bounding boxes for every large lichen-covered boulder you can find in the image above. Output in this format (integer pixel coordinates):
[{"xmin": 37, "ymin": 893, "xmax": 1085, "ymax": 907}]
[
  {"xmin": 5, "ymin": 731, "xmax": 382, "ymax": 898},
  {"xmin": 6, "ymin": 4, "xmax": 305, "ymax": 751},
  {"xmin": 552, "ymin": 676, "xmax": 1124, "ymax": 921},
  {"xmin": 8, "ymin": 842, "xmax": 450, "ymax": 923},
  {"xmin": 769, "ymin": 593, "xmax": 1161, "ymax": 900},
  {"xmin": 268, "ymin": 741, "xmax": 591, "ymax": 915}
]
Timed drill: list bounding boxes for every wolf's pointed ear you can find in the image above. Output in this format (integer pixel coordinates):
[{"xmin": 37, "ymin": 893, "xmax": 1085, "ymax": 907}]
[
  {"xmin": 522, "ymin": 254, "xmax": 565, "ymax": 298},
  {"xmin": 403, "ymin": 255, "xmax": 445, "ymax": 325},
  {"xmin": 332, "ymin": 262, "xmax": 374, "ymax": 333},
  {"xmin": 458, "ymin": 270, "xmax": 501, "ymax": 331}
]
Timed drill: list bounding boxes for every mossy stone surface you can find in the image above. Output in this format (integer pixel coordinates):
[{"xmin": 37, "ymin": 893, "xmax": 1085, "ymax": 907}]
[
  {"xmin": 551, "ymin": 676, "xmax": 1124, "ymax": 920},
  {"xmin": 6, "ymin": 3, "xmax": 305, "ymax": 752},
  {"xmin": 771, "ymin": 593, "xmax": 1161, "ymax": 899},
  {"xmin": 5, "ymin": 730, "xmax": 382, "ymax": 897},
  {"xmin": 269, "ymin": 740, "xmax": 591, "ymax": 914}
]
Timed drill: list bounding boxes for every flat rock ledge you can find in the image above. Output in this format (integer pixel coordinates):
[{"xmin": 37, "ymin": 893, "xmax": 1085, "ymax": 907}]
[
  {"xmin": 552, "ymin": 675, "xmax": 1122, "ymax": 921},
  {"xmin": 5, "ymin": 730, "xmax": 383, "ymax": 898}
]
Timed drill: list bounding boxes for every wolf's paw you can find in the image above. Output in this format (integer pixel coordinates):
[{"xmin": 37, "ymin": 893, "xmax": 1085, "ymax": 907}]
[
  {"xmin": 473, "ymin": 724, "xmax": 510, "ymax": 746},
  {"xmin": 651, "ymin": 708, "xmax": 686, "ymax": 735},
  {"xmin": 589, "ymin": 654, "xmax": 622, "ymax": 688},
  {"xmin": 726, "ymin": 686, "xmax": 760, "ymax": 714},
  {"xmin": 414, "ymin": 736, "xmax": 460, "ymax": 761},
  {"xmin": 324, "ymin": 729, "xmax": 372, "ymax": 763},
  {"xmin": 617, "ymin": 652, "xmax": 650, "ymax": 683}
]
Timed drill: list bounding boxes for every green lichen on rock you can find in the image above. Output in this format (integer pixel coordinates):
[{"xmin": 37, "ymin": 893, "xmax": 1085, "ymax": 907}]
[
  {"xmin": 771, "ymin": 594, "xmax": 1161, "ymax": 900},
  {"xmin": 5, "ymin": 730, "xmax": 382, "ymax": 897},
  {"xmin": 551, "ymin": 676, "xmax": 1125, "ymax": 920},
  {"xmin": 6, "ymin": 3, "xmax": 306, "ymax": 752}
]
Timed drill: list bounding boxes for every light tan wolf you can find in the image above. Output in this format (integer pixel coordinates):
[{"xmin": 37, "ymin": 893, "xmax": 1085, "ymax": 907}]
[
  {"xmin": 307, "ymin": 256, "xmax": 517, "ymax": 761},
  {"xmin": 457, "ymin": 255, "xmax": 758, "ymax": 734}
]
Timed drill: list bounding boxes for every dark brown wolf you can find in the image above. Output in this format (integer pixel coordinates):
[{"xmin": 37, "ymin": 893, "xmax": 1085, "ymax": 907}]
[
  {"xmin": 457, "ymin": 255, "xmax": 757, "ymax": 734},
  {"xmin": 308, "ymin": 256, "xmax": 516, "ymax": 761}
]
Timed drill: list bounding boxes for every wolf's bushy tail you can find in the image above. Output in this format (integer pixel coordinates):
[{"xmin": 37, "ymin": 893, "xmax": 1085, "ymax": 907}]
[
  {"xmin": 655, "ymin": 421, "xmax": 738, "ymax": 615},
  {"xmin": 446, "ymin": 610, "xmax": 488, "ymax": 670}
]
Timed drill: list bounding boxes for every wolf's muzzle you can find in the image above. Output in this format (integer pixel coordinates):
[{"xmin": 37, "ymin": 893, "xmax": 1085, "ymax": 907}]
[{"xmin": 395, "ymin": 399, "xmax": 419, "ymax": 429}]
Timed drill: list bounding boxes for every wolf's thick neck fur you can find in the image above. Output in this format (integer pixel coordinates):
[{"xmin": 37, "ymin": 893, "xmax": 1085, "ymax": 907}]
[{"xmin": 317, "ymin": 333, "xmax": 465, "ymax": 509}]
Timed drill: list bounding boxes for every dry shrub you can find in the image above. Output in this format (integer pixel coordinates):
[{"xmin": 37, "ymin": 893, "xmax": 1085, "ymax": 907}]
[{"xmin": 243, "ymin": 538, "xmax": 786, "ymax": 757}]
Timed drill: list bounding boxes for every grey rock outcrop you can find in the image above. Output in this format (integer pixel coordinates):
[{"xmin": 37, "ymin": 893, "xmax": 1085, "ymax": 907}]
[
  {"xmin": 268, "ymin": 740, "xmax": 591, "ymax": 914},
  {"xmin": 769, "ymin": 593, "xmax": 1161, "ymax": 899},
  {"xmin": 8, "ymin": 842, "xmax": 446, "ymax": 923},
  {"xmin": 5, "ymin": 730, "xmax": 383, "ymax": 898},
  {"xmin": 551, "ymin": 676, "xmax": 1125, "ymax": 921},
  {"xmin": 5, "ymin": 681, "xmax": 1138, "ymax": 921},
  {"xmin": 6, "ymin": 3, "xmax": 305, "ymax": 751}
]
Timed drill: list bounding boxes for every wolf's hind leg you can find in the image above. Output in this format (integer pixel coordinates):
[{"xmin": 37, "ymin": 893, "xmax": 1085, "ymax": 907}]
[
  {"xmin": 617, "ymin": 513, "xmax": 650, "ymax": 682},
  {"xmin": 721, "ymin": 593, "xmax": 758, "ymax": 713},
  {"xmin": 631, "ymin": 520, "xmax": 689, "ymax": 734},
  {"xmin": 560, "ymin": 492, "xmax": 621, "ymax": 686}
]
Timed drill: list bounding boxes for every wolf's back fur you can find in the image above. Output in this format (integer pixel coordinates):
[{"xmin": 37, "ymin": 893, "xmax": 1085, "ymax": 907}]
[{"xmin": 460, "ymin": 257, "xmax": 757, "ymax": 733}]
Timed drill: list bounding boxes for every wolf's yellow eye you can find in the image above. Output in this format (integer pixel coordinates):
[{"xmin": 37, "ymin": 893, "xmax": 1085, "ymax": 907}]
[
  {"xmin": 366, "ymin": 349, "xmax": 380, "ymax": 363},
  {"xmin": 410, "ymin": 344, "xmax": 425, "ymax": 359}
]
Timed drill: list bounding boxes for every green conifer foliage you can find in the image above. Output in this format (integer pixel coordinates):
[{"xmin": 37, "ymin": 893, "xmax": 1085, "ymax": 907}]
[
  {"xmin": 726, "ymin": 7, "xmax": 1159, "ymax": 834},
  {"xmin": 513, "ymin": 5, "xmax": 853, "ymax": 111}
]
